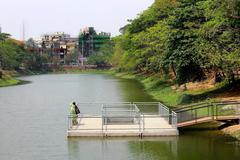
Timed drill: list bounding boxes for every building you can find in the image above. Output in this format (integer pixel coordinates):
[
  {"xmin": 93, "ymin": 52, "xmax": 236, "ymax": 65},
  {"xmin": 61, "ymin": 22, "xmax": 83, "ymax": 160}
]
[
  {"xmin": 28, "ymin": 32, "xmax": 79, "ymax": 65},
  {"xmin": 79, "ymin": 27, "xmax": 111, "ymax": 57},
  {"xmin": 32, "ymin": 32, "xmax": 78, "ymax": 54}
]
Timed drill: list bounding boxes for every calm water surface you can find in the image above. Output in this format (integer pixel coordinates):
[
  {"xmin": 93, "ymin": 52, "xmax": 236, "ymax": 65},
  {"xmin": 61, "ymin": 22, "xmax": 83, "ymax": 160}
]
[{"xmin": 0, "ymin": 74, "xmax": 239, "ymax": 160}]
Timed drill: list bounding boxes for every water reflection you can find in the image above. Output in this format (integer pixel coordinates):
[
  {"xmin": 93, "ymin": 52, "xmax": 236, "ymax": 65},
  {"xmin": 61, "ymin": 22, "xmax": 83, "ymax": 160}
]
[
  {"xmin": 67, "ymin": 137, "xmax": 178, "ymax": 160},
  {"xmin": 1, "ymin": 74, "xmax": 240, "ymax": 160},
  {"xmin": 117, "ymin": 78, "xmax": 155, "ymax": 102},
  {"xmin": 67, "ymin": 133, "xmax": 240, "ymax": 160}
]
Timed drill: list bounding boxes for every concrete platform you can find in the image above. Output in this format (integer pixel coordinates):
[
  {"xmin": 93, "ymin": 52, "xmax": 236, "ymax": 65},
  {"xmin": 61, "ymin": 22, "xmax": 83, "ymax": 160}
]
[{"xmin": 67, "ymin": 115, "xmax": 178, "ymax": 137}]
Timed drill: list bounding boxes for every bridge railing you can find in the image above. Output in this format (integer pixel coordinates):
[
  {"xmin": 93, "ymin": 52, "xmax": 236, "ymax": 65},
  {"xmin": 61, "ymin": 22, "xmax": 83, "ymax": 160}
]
[
  {"xmin": 175, "ymin": 101, "xmax": 240, "ymax": 123},
  {"xmin": 213, "ymin": 102, "xmax": 240, "ymax": 118}
]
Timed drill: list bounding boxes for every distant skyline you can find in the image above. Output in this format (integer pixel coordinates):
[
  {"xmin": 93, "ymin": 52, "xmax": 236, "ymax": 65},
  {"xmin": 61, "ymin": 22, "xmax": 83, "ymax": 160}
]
[{"xmin": 0, "ymin": 0, "xmax": 154, "ymax": 40}]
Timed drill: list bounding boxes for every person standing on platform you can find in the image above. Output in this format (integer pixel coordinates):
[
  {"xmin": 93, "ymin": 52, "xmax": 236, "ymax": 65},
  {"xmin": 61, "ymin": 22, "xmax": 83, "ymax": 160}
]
[{"xmin": 69, "ymin": 102, "xmax": 80, "ymax": 125}]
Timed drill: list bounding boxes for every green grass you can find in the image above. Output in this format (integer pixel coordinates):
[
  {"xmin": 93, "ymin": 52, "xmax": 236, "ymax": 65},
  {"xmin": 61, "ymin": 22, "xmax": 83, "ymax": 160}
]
[
  {"xmin": 141, "ymin": 77, "xmax": 183, "ymax": 107},
  {"xmin": 112, "ymin": 72, "xmax": 184, "ymax": 107},
  {"xmin": 110, "ymin": 71, "xmax": 234, "ymax": 107},
  {"xmin": 0, "ymin": 78, "xmax": 20, "ymax": 87}
]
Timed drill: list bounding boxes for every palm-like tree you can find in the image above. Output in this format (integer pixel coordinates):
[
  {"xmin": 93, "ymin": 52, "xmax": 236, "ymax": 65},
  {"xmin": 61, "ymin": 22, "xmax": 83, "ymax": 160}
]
[{"xmin": 0, "ymin": 33, "xmax": 11, "ymax": 42}]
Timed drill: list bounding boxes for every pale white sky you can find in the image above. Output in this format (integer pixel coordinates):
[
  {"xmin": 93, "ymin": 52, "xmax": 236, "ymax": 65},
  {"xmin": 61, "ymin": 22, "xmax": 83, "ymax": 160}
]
[{"xmin": 0, "ymin": 0, "xmax": 154, "ymax": 40}]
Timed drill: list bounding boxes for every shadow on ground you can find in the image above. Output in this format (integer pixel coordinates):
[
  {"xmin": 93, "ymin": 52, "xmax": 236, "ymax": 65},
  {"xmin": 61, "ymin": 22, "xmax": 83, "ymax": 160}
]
[{"xmin": 180, "ymin": 80, "xmax": 240, "ymax": 104}]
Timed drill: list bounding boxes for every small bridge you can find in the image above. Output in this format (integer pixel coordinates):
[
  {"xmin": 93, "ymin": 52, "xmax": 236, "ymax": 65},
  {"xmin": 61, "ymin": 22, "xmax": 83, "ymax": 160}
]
[{"xmin": 174, "ymin": 101, "xmax": 240, "ymax": 127}]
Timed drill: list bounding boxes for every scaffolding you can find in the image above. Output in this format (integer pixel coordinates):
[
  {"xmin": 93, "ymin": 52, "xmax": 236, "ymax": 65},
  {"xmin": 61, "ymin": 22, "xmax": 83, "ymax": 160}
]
[{"xmin": 79, "ymin": 27, "xmax": 111, "ymax": 57}]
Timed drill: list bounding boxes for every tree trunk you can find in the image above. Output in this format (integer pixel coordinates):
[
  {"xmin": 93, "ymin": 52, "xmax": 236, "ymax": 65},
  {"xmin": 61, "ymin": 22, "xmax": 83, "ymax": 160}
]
[
  {"xmin": 171, "ymin": 64, "xmax": 177, "ymax": 78},
  {"xmin": 0, "ymin": 70, "xmax": 2, "ymax": 79}
]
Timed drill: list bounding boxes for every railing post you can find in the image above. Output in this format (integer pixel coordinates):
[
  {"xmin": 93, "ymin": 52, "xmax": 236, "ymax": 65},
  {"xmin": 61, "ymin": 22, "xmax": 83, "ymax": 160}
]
[
  {"xmin": 142, "ymin": 114, "xmax": 145, "ymax": 132},
  {"xmin": 138, "ymin": 114, "xmax": 141, "ymax": 135},
  {"xmin": 191, "ymin": 109, "xmax": 194, "ymax": 121},
  {"xmin": 216, "ymin": 104, "xmax": 218, "ymax": 120},
  {"xmin": 68, "ymin": 116, "xmax": 73, "ymax": 130},
  {"xmin": 195, "ymin": 109, "xmax": 197, "ymax": 123},
  {"xmin": 211, "ymin": 103, "xmax": 214, "ymax": 119},
  {"xmin": 208, "ymin": 105, "xmax": 210, "ymax": 117},
  {"xmin": 169, "ymin": 109, "xmax": 172, "ymax": 125},
  {"xmin": 68, "ymin": 116, "xmax": 70, "ymax": 130}
]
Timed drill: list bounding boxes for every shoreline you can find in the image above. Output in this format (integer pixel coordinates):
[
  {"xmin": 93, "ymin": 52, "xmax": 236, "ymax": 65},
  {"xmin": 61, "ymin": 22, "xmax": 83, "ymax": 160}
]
[
  {"xmin": 0, "ymin": 68, "xmax": 108, "ymax": 88},
  {"xmin": 2, "ymin": 69, "xmax": 240, "ymax": 106},
  {"xmin": 107, "ymin": 71, "xmax": 240, "ymax": 140},
  {"xmin": 222, "ymin": 125, "xmax": 240, "ymax": 140},
  {"xmin": 1, "ymin": 68, "xmax": 239, "ymax": 140},
  {"xmin": 0, "ymin": 78, "xmax": 31, "ymax": 87},
  {"xmin": 108, "ymin": 71, "xmax": 213, "ymax": 107}
]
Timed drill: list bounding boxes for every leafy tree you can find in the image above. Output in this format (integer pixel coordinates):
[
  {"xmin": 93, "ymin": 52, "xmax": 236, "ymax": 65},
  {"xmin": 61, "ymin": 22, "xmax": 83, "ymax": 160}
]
[
  {"xmin": 198, "ymin": 0, "xmax": 240, "ymax": 82},
  {"xmin": 0, "ymin": 33, "xmax": 11, "ymax": 42},
  {"xmin": 65, "ymin": 49, "xmax": 79, "ymax": 65},
  {"xmin": 101, "ymin": 0, "xmax": 240, "ymax": 85},
  {"xmin": 87, "ymin": 42, "xmax": 114, "ymax": 67},
  {"xmin": 162, "ymin": 0, "xmax": 206, "ymax": 84}
]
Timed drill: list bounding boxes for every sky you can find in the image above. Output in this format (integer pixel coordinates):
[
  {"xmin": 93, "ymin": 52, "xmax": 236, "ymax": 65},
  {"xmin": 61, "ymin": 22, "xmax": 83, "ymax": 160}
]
[{"xmin": 0, "ymin": 0, "xmax": 154, "ymax": 40}]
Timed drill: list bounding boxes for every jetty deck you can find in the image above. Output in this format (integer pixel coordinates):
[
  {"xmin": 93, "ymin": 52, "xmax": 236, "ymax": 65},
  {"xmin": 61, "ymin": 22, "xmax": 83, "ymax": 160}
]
[
  {"xmin": 67, "ymin": 103, "xmax": 178, "ymax": 137},
  {"xmin": 67, "ymin": 101, "xmax": 240, "ymax": 137}
]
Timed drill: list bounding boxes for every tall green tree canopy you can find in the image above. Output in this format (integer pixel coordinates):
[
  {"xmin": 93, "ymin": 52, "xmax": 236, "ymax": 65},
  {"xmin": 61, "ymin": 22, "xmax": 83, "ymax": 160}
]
[{"xmin": 111, "ymin": 0, "xmax": 240, "ymax": 85}]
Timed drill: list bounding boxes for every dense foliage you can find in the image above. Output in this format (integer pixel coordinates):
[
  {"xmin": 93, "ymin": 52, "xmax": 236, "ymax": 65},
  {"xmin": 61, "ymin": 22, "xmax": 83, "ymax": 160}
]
[
  {"xmin": 111, "ymin": 0, "xmax": 240, "ymax": 85},
  {"xmin": 0, "ymin": 33, "xmax": 50, "ymax": 73},
  {"xmin": 87, "ymin": 41, "xmax": 115, "ymax": 67}
]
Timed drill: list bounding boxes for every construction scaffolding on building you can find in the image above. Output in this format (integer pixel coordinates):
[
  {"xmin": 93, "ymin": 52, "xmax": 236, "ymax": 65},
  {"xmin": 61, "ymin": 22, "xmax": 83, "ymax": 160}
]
[{"xmin": 79, "ymin": 27, "xmax": 111, "ymax": 57}]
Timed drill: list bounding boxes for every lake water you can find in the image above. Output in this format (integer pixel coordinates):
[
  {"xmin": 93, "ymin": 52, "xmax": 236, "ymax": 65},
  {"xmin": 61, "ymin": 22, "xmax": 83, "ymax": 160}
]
[{"xmin": 0, "ymin": 74, "xmax": 239, "ymax": 160}]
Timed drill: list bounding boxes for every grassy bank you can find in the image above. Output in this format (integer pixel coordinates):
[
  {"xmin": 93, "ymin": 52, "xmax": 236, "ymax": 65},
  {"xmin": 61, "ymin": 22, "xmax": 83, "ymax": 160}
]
[
  {"xmin": 0, "ymin": 68, "xmax": 108, "ymax": 88},
  {"xmin": 0, "ymin": 70, "xmax": 32, "ymax": 87},
  {"xmin": 0, "ymin": 78, "xmax": 20, "ymax": 87},
  {"xmin": 109, "ymin": 71, "xmax": 238, "ymax": 107},
  {"xmin": 2, "ymin": 68, "xmax": 238, "ymax": 107},
  {"xmin": 111, "ymin": 71, "xmax": 240, "ymax": 141},
  {"xmin": 112, "ymin": 72, "xmax": 181, "ymax": 106}
]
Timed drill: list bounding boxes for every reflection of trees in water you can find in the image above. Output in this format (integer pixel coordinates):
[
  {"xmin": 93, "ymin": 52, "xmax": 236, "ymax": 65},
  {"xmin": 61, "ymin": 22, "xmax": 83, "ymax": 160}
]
[
  {"xmin": 68, "ymin": 138, "xmax": 137, "ymax": 160},
  {"xmin": 117, "ymin": 78, "xmax": 159, "ymax": 113},
  {"xmin": 128, "ymin": 132, "xmax": 240, "ymax": 160},
  {"xmin": 67, "ymin": 130, "xmax": 240, "ymax": 160},
  {"xmin": 117, "ymin": 78, "xmax": 155, "ymax": 102},
  {"xmin": 176, "ymin": 131, "xmax": 240, "ymax": 160},
  {"xmin": 128, "ymin": 137, "xmax": 177, "ymax": 160}
]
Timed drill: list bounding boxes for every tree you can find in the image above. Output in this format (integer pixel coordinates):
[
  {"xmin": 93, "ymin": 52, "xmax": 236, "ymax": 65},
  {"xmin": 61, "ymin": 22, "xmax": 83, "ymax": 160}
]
[
  {"xmin": 110, "ymin": 0, "xmax": 239, "ymax": 85},
  {"xmin": 198, "ymin": 0, "xmax": 240, "ymax": 83},
  {"xmin": 163, "ymin": 0, "xmax": 206, "ymax": 84},
  {"xmin": 0, "ymin": 33, "xmax": 11, "ymax": 42},
  {"xmin": 87, "ymin": 41, "xmax": 114, "ymax": 67}
]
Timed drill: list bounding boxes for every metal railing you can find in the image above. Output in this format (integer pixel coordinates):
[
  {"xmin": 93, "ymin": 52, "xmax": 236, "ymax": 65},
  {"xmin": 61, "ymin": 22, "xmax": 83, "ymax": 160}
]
[
  {"xmin": 174, "ymin": 101, "xmax": 240, "ymax": 123},
  {"xmin": 68, "ymin": 102, "xmax": 178, "ymax": 136}
]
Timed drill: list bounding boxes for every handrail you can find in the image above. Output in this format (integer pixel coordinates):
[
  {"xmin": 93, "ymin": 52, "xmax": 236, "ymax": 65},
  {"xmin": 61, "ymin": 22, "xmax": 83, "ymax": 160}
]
[
  {"xmin": 176, "ymin": 101, "xmax": 240, "ymax": 124},
  {"xmin": 68, "ymin": 102, "xmax": 178, "ymax": 134},
  {"xmin": 174, "ymin": 101, "xmax": 240, "ymax": 112},
  {"xmin": 175, "ymin": 102, "xmax": 240, "ymax": 113}
]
